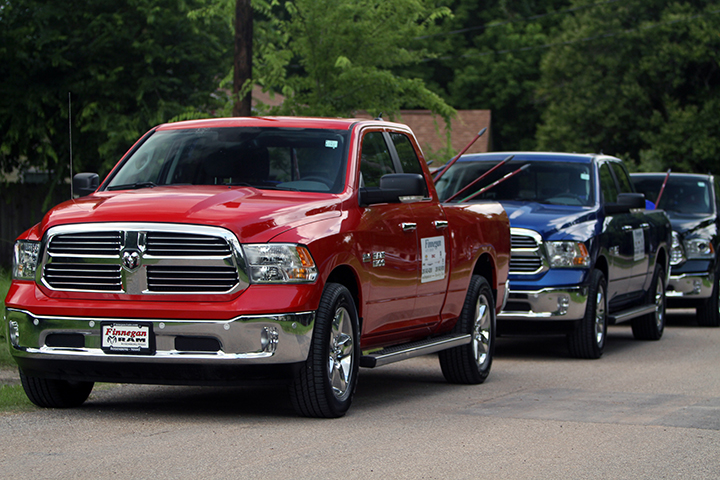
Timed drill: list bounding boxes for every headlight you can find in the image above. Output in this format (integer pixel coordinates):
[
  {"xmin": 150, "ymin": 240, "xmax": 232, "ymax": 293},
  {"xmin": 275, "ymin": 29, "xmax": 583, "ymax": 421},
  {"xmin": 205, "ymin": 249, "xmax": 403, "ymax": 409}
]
[
  {"xmin": 13, "ymin": 240, "xmax": 40, "ymax": 280},
  {"xmin": 670, "ymin": 231, "xmax": 684, "ymax": 266},
  {"xmin": 243, "ymin": 244, "xmax": 318, "ymax": 284},
  {"xmin": 546, "ymin": 241, "xmax": 589, "ymax": 268},
  {"xmin": 684, "ymin": 237, "xmax": 714, "ymax": 260}
]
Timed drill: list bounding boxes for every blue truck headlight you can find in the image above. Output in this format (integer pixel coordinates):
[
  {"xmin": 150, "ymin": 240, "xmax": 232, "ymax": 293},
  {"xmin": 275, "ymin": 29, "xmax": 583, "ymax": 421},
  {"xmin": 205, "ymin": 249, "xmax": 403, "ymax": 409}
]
[
  {"xmin": 243, "ymin": 244, "xmax": 318, "ymax": 283},
  {"xmin": 13, "ymin": 240, "xmax": 40, "ymax": 280},
  {"xmin": 546, "ymin": 241, "xmax": 590, "ymax": 268}
]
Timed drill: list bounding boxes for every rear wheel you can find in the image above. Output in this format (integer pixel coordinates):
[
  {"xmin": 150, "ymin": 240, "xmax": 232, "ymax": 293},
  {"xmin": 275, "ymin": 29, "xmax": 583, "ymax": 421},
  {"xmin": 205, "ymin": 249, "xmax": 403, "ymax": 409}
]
[
  {"xmin": 632, "ymin": 264, "xmax": 666, "ymax": 340},
  {"xmin": 289, "ymin": 283, "xmax": 360, "ymax": 418},
  {"xmin": 20, "ymin": 370, "xmax": 94, "ymax": 408},
  {"xmin": 567, "ymin": 269, "xmax": 607, "ymax": 359},
  {"xmin": 696, "ymin": 268, "xmax": 720, "ymax": 327},
  {"xmin": 439, "ymin": 275, "xmax": 495, "ymax": 384}
]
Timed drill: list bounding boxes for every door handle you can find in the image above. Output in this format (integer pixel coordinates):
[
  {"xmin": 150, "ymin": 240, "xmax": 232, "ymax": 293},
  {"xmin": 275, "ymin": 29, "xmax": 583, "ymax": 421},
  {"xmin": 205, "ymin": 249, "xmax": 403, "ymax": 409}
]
[
  {"xmin": 401, "ymin": 222, "xmax": 417, "ymax": 232},
  {"xmin": 434, "ymin": 220, "xmax": 449, "ymax": 230}
]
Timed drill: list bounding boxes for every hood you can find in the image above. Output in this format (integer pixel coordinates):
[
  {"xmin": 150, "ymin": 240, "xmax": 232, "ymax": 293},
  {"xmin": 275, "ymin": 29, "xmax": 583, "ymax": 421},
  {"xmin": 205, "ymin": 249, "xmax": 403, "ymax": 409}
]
[
  {"xmin": 39, "ymin": 185, "xmax": 342, "ymax": 243},
  {"xmin": 665, "ymin": 211, "xmax": 715, "ymax": 236},
  {"xmin": 500, "ymin": 201, "xmax": 598, "ymax": 241}
]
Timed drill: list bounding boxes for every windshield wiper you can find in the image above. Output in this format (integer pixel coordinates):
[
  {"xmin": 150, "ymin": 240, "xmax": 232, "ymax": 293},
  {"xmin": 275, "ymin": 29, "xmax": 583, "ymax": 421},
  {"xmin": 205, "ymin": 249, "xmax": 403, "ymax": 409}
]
[{"xmin": 106, "ymin": 182, "xmax": 157, "ymax": 191}]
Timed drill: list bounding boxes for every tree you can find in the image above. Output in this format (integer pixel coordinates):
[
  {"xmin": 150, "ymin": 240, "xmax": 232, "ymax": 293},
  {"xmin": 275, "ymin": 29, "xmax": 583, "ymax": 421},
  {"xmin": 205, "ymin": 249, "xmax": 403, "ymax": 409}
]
[
  {"xmin": 0, "ymin": 0, "xmax": 232, "ymax": 185},
  {"xmin": 536, "ymin": 0, "xmax": 720, "ymax": 172},
  {"xmin": 397, "ymin": 0, "xmax": 572, "ymax": 151},
  {"xmin": 252, "ymin": 0, "xmax": 456, "ymax": 123}
]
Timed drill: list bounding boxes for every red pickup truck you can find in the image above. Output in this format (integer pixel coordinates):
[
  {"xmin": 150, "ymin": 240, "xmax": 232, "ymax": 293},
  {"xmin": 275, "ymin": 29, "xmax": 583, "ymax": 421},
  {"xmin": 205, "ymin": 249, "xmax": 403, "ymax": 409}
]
[{"xmin": 5, "ymin": 117, "xmax": 509, "ymax": 417}]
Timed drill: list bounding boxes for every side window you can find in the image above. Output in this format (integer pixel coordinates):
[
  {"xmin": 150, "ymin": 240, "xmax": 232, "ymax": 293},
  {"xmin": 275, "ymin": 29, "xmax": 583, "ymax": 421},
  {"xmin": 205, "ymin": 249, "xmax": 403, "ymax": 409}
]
[
  {"xmin": 599, "ymin": 163, "xmax": 618, "ymax": 204},
  {"xmin": 389, "ymin": 132, "xmax": 429, "ymax": 197},
  {"xmin": 360, "ymin": 131, "xmax": 395, "ymax": 188},
  {"xmin": 610, "ymin": 162, "xmax": 633, "ymax": 194},
  {"xmin": 390, "ymin": 133, "xmax": 422, "ymax": 174}
]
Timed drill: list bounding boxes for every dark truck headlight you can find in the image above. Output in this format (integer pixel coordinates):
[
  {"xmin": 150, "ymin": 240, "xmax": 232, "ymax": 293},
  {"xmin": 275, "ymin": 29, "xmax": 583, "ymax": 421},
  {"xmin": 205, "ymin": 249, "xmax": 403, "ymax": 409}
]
[
  {"xmin": 13, "ymin": 240, "xmax": 40, "ymax": 280},
  {"xmin": 684, "ymin": 236, "xmax": 714, "ymax": 260}
]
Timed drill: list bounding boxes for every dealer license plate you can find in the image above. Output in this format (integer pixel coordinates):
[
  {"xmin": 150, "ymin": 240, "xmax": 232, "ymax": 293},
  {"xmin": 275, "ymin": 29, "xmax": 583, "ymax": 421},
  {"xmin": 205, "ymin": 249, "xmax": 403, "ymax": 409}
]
[{"xmin": 101, "ymin": 323, "xmax": 154, "ymax": 355}]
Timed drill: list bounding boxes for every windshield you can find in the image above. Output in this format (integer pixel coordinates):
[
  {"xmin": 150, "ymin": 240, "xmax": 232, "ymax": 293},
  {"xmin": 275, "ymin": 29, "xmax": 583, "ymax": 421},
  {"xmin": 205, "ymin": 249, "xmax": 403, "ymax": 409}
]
[
  {"xmin": 105, "ymin": 127, "xmax": 350, "ymax": 193},
  {"xmin": 633, "ymin": 176, "xmax": 713, "ymax": 214},
  {"xmin": 436, "ymin": 160, "xmax": 595, "ymax": 207}
]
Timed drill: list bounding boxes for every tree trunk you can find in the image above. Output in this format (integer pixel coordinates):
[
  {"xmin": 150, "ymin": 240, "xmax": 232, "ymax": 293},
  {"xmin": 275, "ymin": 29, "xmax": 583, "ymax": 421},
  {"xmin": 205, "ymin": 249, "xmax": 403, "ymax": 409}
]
[{"xmin": 233, "ymin": 0, "xmax": 253, "ymax": 117}]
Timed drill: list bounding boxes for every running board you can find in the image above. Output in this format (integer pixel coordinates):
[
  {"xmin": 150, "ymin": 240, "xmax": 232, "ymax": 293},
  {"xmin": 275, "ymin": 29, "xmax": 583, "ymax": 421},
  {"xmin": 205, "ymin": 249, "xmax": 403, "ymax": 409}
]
[
  {"xmin": 360, "ymin": 334, "xmax": 471, "ymax": 368},
  {"xmin": 609, "ymin": 304, "xmax": 656, "ymax": 325}
]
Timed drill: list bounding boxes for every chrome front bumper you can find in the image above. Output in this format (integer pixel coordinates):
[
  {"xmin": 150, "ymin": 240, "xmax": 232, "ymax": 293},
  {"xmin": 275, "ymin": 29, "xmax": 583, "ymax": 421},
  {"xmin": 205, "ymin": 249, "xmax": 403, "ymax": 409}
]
[
  {"xmin": 498, "ymin": 285, "xmax": 589, "ymax": 321},
  {"xmin": 5, "ymin": 307, "xmax": 314, "ymax": 365},
  {"xmin": 665, "ymin": 272, "xmax": 713, "ymax": 299}
]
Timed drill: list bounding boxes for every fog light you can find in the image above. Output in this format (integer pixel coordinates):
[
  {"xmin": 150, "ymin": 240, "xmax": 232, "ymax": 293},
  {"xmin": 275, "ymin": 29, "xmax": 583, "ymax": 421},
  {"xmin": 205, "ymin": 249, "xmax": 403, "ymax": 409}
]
[
  {"xmin": 557, "ymin": 295, "xmax": 570, "ymax": 315},
  {"xmin": 8, "ymin": 321, "xmax": 19, "ymax": 347},
  {"xmin": 261, "ymin": 327, "xmax": 279, "ymax": 353}
]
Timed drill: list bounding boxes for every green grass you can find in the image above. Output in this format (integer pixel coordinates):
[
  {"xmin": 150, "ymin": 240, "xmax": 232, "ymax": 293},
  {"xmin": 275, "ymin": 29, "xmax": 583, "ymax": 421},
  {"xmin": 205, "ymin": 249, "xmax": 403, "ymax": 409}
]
[
  {"xmin": 0, "ymin": 267, "xmax": 14, "ymax": 368},
  {"xmin": 0, "ymin": 384, "xmax": 34, "ymax": 412}
]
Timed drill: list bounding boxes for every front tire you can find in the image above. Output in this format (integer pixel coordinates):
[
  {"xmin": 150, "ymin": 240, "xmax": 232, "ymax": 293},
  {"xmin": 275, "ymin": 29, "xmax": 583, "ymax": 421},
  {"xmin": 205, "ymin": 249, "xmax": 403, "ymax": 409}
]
[
  {"xmin": 20, "ymin": 370, "xmax": 94, "ymax": 408},
  {"xmin": 439, "ymin": 275, "xmax": 495, "ymax": 384},
  {"xmin": 696, "ymin": 268, "xmax": 720, "ymax": 327},
  {"xmin": 632, "ymin": 264, "xmax": 666, "ymax": 340},
  {"xmin": 289, "ymin": 283, "xmax": 360, "ymax": 418},
  {"xmin": 567, "ymin": 269, "xmax": 607, "ymax": 359}
]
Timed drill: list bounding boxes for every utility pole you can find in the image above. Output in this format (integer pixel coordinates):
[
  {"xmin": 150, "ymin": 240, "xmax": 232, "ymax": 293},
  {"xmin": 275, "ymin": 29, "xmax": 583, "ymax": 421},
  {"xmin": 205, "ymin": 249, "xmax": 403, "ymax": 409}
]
[{"xmin": 233, "ymin": 0, "xmax": 253, "ymax": 117}]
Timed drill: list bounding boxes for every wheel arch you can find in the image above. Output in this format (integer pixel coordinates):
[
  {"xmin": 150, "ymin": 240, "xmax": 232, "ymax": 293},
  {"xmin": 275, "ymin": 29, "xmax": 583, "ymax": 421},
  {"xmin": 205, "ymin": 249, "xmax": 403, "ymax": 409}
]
[
  {"xmin": 472, "ymin": 252, "xmax": 497, "ymax": 305},
  {"xmin": 326, "ymin": 265, "xmax": 362, "ymax": 327},
  {"xmin": 594, "ymin": 254, "xmax": 609, "ymax": 280}
]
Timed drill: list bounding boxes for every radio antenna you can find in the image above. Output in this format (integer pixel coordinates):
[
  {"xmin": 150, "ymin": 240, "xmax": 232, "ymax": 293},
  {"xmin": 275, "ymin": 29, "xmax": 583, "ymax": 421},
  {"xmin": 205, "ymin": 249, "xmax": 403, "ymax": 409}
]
[{"xmin": 69, "ymin": 92, "xmax": 73, "ymax": 199}]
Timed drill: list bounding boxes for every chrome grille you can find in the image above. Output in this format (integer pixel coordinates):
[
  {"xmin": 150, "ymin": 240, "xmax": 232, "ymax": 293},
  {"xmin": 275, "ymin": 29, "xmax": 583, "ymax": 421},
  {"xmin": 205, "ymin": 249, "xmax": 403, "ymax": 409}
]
[
  {"xmin": 509, "ymin": 228, "xmax": 545, "ymax": 275},
  {"xmin": 40, "ymin": 223, "xmax": 246, "ymax": 295},
  {"xmin": 146, "ymin": 232, "xmax": 232, "ymax": 256},
  {"xmin": 147, "ymin": 266, "xmax": 239, "ymax": 292},
  {"xmin": 44, "ymin": 263, "xmax": 122, "ymax": 291},
  {"xmin": 48, "ymin": 232, "xmax": 122, "ymax": 256},
  {"xmin": 511, "ymin": 234, "xmax": 538, "ymax": 250},
  {"xmin": 510, "ymin": 256, "xmax": 543, "ymax": 273}
]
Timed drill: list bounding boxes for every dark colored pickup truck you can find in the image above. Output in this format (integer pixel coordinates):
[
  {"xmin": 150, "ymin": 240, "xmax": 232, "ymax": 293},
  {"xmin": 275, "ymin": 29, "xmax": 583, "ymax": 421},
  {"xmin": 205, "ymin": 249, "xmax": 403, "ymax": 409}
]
[
  {"xmin": 632, "ymin": 172, "xmax": 720, "ymax": 327},
  {"xmin": 435, "ymin": 152, "xmax": 672, "ymax": 359},
  {"xmin": 5, "ymin": 117, "xmax": 510, "ymax": 417}
]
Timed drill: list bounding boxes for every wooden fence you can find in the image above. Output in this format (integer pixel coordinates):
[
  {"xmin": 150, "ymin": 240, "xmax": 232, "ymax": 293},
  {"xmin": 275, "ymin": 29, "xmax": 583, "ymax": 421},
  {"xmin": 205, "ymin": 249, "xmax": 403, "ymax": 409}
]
[{"xmin": 0, "ymin": 184, "xmax": 71, "ymax": 268}]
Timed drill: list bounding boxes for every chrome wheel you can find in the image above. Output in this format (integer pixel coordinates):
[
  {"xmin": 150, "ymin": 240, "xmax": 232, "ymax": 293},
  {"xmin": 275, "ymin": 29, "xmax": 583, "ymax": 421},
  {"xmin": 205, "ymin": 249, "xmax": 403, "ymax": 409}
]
[
  {"xmin": 439, "ymin": 275, "xmax": 495, "ymax": 384},
  {"xmin": 653, "ymin": 274, "xmax": 665, "ymax": 330},
  {"xmin": 327, "ymin": 305, "xmax": 355, "ymax": 401},
  {"xmin": 472, "ymin": 294, "xmax": 492, "ymax": 367},
  {"xmin": 594, "ymin": 283, "xmax": 607, "ymax": 347}
]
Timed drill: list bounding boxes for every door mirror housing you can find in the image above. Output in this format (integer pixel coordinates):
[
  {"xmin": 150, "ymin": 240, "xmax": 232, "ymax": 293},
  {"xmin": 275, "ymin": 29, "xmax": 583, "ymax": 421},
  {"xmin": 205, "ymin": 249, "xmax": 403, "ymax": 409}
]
[
  {"xmin": 359, "ymin": 173, "xmax": 426, "ymax": 206},
  {"xmin": 604, "ymin": 192, "xmax": 646, "ymax": 214},
  {"xmin": 72, "ymin": 173, "xmax": 100, "ymax": 197}
]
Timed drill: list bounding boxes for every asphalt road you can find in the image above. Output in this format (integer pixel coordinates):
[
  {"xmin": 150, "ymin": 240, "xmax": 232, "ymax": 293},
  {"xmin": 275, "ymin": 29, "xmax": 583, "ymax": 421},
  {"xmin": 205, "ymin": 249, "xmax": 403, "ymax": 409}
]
[{"xmin": 1, "ymin": 309, "xmax": 718, "ymax": 479}]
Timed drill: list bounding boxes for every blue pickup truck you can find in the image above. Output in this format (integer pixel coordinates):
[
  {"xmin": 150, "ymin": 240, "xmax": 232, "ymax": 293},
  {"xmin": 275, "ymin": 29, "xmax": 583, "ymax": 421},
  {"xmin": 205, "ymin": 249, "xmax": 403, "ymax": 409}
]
[{"xmin": 436, "ymin": 152, "xmax": 672, "ymax": 358}]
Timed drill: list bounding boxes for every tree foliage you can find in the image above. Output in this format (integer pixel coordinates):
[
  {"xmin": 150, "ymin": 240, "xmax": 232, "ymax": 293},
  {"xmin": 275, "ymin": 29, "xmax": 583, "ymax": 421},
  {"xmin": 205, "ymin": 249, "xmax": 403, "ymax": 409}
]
[
  {"xmin": 536, "ymin": 0, "xmax": 720, "ymax": 172},
  {"xmin": 400, "ymin": 0, "xmax": 572, "ymax": 151},
  {"xmin": 0, "ymin": 0, "xmax": 232, "ymax": 182},
  {"xmin": 251, "ymin": 0, "xmax": 456, "ymax": 123}
]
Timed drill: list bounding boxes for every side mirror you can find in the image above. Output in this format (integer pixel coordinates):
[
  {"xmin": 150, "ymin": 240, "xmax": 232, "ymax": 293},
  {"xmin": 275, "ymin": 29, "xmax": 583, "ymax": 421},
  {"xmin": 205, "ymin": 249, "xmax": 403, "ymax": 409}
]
[
  {"xmin": 72, "ymin": 173, "xmax": 99, "ymax": 197},
  {"xmin": 359, "ymin": 173, "xmax": 426, "ymax": 206},
  {"xmin": 604, "ymin": 192, "xmax": 646, "ymax": 214}
]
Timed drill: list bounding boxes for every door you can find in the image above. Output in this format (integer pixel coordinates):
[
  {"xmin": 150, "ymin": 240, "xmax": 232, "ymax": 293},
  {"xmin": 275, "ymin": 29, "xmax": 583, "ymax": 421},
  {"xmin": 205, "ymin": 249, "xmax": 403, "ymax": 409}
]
[{"xmin": 356, "ymin": 130, "xmax": 420, "ymax": 338}]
